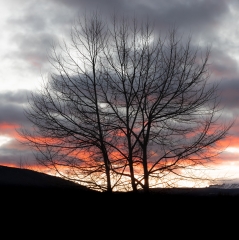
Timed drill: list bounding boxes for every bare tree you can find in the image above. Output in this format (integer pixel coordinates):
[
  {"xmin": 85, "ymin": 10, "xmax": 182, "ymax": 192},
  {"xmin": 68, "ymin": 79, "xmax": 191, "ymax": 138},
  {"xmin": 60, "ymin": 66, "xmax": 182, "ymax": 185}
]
[{"xmin": 19, "ymin": 13, "xmax": 232, "ymax": 192}]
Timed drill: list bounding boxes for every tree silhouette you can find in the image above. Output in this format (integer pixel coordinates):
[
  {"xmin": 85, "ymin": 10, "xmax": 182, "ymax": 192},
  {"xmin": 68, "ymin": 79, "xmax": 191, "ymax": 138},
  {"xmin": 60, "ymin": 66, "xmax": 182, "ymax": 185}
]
[{"xmin": 20, "ymin": 13, "xmax": 232, "ymax": 192}]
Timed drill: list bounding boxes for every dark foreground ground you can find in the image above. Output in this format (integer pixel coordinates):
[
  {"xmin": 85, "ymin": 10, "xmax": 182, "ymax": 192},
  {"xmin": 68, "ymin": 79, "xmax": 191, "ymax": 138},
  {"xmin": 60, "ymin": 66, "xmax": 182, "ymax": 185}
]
[
  {"xmin": 1, "ymin": 165, "xmax": 239, "ymax": 207},
  {"xmin": 0, "ymin": 165, "xmax": 238, "ymax": 236},
  {"xmin": 1, "ymin": 164, "xmax": 239, "ymax": 196},
  {"xmin": 0, "ymin": 166, "xmax": 238, "ymax": 205}
]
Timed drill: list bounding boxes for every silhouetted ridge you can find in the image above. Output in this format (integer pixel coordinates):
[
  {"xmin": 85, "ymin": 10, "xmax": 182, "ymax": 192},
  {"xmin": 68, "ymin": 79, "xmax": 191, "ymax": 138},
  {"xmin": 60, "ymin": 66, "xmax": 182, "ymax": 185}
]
[{"xmin": 0, "ymin": 165, "xmax": 93, "ymax": 191}]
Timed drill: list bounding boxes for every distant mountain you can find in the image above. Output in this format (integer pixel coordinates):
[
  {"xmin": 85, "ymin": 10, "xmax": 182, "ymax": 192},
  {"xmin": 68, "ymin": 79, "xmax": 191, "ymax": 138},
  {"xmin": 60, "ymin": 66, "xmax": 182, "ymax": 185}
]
[
  {"xmin": 138, "ymin": 186, "xmax": 239, "ymax": 196},
  {"xmin": 2, "ymin": 165, "xmax": 239, "ymax": 197},
  {"xmin": 0, "ymin": 165, "xmax": 94, "ymax": 191},
  {"xmin": 209, "ymin": 183, "xmax": 239, "ymax": 189}
]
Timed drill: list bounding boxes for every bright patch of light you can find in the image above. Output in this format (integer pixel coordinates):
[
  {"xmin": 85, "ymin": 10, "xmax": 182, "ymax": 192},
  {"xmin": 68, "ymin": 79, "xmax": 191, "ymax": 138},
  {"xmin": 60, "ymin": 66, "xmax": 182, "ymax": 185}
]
[
  {"xmin": 0, "ymin": 136, "xmax": 11, "ymax": 147},
  {"xmin": 225, "ymin": 147, "xmax": 239, "ymax": 153},
  {"xmin": 99, "ymin": 103, "xmax": 108, "ymax": 108}
]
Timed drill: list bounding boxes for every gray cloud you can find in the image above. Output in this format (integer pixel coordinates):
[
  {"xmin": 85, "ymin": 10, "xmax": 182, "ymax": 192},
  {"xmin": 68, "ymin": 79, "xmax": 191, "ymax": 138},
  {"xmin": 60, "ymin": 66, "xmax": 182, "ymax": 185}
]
[
  {"xmin": 0, "ymin": 89, "xmax": 36, "ymax": 166},
  {"xmin": 0, "ymin": 90, "xmax": 29, "ymax": 104},
  {"xmin": 0, "ymin": 90, "xmax": 30, "ymax": 125},
  {"xmin": 1, "ymin": 0, "xmax": 239, "ymax": 171},
  {"xmin": 51, "ymin": 0, "xmax": 230, "ymax": 31},
  {"xmin": 218, "ymin": 79, "xmax": 239, "ymax": 111},
  {"xmin": 0, "ymin": 144, "xmax": 35, "ymax": 167},
  {"xmin": 6, "ymin": 0, "xmax": 238, "ymax": 79},
  {"xmin": 8, "ymin": 32, "xmax": 54, "ymax": 72}
]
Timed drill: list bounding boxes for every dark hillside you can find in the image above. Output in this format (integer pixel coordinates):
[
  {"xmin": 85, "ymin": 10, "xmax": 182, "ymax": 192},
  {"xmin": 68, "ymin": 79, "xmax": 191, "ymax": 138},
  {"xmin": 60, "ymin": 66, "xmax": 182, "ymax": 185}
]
[{"xmin": 0, "ymin": 165, "xmax": 93, "ymax": 190}]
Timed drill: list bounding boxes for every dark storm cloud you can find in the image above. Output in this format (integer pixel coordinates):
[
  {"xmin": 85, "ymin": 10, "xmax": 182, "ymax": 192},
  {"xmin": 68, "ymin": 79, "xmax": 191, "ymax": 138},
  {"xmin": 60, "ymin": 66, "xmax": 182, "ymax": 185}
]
[
  {"xmin": 219, "ymin": 79, "xmax": 239, "ymax": 111},
  {"xmin": 0, "ymin": 104, "xmax": 26, "ymax": 126},
  {"xmin": 208, "ymin": 49, "xmax": 239, "ymax": 112},
  {"xmin": 52, "ymin": 0, "xmax": 229, "ymax": 30},
  {"xmin": 52, "ymin": 0, "xmax": 127, "ymax": 13},
  {"xmin": 0, "ymin": 90, "xmax": 30, "ymax": 104},
  {"xmin": 6, "ymin": 0, "xmax": 238, "ymax": 123},
  {"xmin": 0, "ymin": 145, "xmax": 36, "ymax": 168},
  {"xmin": 0, "ymin": 90, "xmax": 30, "ymax": 125},
  {"xmin": 6, "ymin": 0, "xmax": 239, "ymax": 77},
  {"xmin": 154, "ymin": 0, "xmax": 228, "ymax": 28}
]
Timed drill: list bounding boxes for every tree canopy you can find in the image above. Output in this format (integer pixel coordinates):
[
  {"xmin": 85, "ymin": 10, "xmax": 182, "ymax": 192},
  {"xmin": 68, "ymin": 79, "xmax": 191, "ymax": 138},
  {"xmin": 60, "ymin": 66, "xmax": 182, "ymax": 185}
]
[{"xmin": 20, "ymin": 13, "xmax": 232, "ymax": 192}]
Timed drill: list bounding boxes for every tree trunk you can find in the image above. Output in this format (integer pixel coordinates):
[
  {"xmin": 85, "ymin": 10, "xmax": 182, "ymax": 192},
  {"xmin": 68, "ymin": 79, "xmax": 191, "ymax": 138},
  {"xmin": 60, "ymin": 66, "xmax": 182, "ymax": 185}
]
[
  {"xmin": 142, "ymin": 146, "xmax": 149, "ymax": 193},
  {"xmin": 129, "ymin": 158, "xmax": 137, "ymax": 192},
  {"xmin": 105, "ymin": 166, "xmax": 112, "ymax": 193}
]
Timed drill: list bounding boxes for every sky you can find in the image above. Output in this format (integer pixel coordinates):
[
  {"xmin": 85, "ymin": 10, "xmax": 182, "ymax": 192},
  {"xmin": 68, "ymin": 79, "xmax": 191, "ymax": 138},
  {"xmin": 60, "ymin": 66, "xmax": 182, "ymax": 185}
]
[{"xmin": 0, "ymin": 0, "xmax": 239, "ymax": 186}]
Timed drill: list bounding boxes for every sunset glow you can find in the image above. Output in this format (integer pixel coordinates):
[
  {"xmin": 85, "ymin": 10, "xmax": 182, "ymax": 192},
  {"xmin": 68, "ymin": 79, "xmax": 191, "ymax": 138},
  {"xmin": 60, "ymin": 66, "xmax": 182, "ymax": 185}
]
[{"xmin": 0, "ymin": 0, "xmax": 239, "ymax": 190}]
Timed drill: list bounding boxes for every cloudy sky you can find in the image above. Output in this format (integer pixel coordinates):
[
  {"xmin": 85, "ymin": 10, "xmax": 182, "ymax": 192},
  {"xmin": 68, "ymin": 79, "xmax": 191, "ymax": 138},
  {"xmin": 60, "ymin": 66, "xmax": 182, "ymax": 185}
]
[{"xmin": 0, "ymin": 0, "xmax": 239, "ymax": 185}]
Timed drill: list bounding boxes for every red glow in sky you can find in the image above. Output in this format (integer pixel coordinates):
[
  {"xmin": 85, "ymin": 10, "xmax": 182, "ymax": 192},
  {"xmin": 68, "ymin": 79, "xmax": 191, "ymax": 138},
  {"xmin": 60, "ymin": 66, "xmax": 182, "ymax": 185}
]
[{"xmin": 0, "ymin": 0, "xmax": 239, "ymax": 187}]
